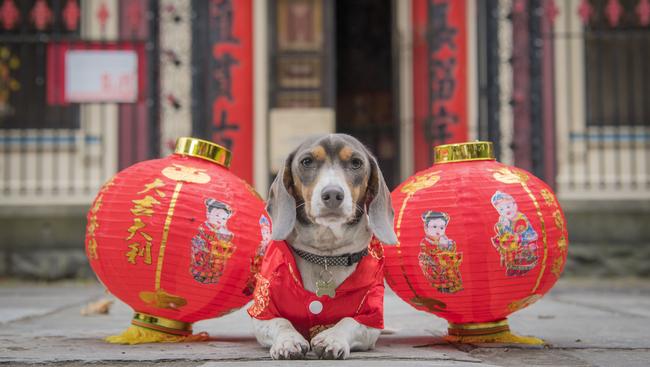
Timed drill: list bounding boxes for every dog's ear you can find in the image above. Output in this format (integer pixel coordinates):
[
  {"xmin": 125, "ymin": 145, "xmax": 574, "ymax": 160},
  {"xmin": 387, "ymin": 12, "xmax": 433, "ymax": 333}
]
[
  {"xmin": 266, "ymin": 152, "xmax": 297, "ymax": 241},
  {"xmin": 365, "ymin": 152, "xmax": 398, "ymax": 245}
]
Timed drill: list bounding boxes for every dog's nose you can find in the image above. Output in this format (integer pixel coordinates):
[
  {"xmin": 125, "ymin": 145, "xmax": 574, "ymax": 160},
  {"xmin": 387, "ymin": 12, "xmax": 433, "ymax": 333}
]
[{"xmin": 321, "ymin": 185, "xmax": 344, "ymax": 208}]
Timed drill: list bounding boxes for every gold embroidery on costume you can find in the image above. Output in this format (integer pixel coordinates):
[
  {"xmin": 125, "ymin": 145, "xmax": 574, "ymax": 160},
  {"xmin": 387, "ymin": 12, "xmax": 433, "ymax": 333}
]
[
  {"xmin": 368, "ymin": 237, "xmax": 384, "ymax": 260},
  {"xmin": 309, "ymin": 324, "xmax": 335, "ymax": 340},
  {"xmin": 244, "ymin": 215, "xmax": 272, "ymax": 295},
  {"xmin": 248, "ymin": 273, "xmax": 271, "ymax": 317}
]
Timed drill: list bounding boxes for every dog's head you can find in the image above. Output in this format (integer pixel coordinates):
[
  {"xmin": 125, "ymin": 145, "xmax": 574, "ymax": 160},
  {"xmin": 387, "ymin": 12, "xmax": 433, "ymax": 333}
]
[{"xmin": 266, "ymin": 134, "xmax": 398, "ymax": 245}]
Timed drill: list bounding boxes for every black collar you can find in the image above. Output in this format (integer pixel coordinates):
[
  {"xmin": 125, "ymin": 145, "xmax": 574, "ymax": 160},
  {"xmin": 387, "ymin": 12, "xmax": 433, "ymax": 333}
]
[{"xmin": 291, "ymin": 246, "xmax": 368, "ymax": 267}]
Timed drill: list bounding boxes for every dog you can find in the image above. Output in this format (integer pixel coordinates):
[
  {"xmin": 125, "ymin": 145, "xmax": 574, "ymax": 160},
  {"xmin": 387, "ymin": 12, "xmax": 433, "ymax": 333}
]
[{"xmin": 247, "ymin": 134, "xmax": 398, "ymax": 360}]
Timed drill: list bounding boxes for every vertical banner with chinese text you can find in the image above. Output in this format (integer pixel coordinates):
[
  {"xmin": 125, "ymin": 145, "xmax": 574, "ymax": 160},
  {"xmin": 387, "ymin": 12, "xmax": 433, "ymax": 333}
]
[
  {"xmin": 412, "ymin": 0, "xmax": 468, "ymax": 170},
  {"xmin": 209, "ymin": 0, "xmax": 254, "ymax": 183}
]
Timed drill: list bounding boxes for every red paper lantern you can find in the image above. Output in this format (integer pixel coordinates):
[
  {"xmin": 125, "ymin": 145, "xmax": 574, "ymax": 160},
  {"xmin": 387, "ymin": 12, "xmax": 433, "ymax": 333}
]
[
  {"xmin": 85, "ymin": 137, "xmax": 268, "ymax": 343},
  {"xmin": 384, "ymin": 142, "xmax": 568, "ymax": 343}
]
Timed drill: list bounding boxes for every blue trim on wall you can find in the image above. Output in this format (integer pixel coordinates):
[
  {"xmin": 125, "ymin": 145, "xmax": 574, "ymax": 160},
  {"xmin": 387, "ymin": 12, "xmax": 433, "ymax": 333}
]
[{"xmin": 569, "ymin": 132, "xmax": 650, "ymax": 142}]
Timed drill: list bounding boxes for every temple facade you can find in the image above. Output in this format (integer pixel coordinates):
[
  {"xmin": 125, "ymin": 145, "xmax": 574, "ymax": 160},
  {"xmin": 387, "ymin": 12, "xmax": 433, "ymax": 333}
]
[{"xmin": 0, "ymin": 0, "xmax": 648, "ymax": 277}]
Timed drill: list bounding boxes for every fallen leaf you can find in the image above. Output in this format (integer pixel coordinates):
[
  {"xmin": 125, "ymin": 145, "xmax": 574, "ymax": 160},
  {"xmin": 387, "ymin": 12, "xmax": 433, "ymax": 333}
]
[{"xmin": 81, "ymin": 298, "xmax": 114, "ymax": 316}]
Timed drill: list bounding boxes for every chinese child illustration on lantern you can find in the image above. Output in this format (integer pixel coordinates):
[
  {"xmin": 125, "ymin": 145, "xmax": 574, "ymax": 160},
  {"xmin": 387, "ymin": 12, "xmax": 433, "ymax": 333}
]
[
  {"xmin": 190, "ymin": 198, "xmax": 236, "ymax": 283},
  {"xmin": 243, "ymin": 215, "xmax": 272, "ymax": 295},
  {"xmin": 490, "ymin": 191, "xmax": 539, "ymax": 276},
  {"xmin": 418, "ymin": 211, "xmax": 463, "ymax": 293}
]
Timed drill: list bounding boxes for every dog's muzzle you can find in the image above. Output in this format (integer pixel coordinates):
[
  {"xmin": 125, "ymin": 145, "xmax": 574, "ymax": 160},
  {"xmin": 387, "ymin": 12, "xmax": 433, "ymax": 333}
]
[{"xmin": 321, "ymin": 184, "xmax": 344, "ymax": 209}]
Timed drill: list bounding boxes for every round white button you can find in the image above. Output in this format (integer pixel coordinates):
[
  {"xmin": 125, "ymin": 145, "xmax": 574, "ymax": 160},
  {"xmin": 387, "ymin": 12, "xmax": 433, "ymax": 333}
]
[{"xmin": 309, "ymin": 300, "xmax": 323, "ymax": 315}]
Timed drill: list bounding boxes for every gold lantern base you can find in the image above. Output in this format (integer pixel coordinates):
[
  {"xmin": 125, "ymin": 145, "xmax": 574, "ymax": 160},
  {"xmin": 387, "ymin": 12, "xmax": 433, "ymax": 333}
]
[
  {"xmin": 446, "ymin": 319, "xmax": 545, "ymax": 345},
  {"xmin": 105, "ymin": 312, "xmax": 210, "ymax": 345}
]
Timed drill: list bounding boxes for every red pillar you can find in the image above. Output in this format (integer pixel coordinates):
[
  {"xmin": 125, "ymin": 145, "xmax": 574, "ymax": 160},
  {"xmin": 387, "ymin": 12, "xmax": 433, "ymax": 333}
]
[
  {"xmin": 412, "ymin": 0, "xmax": 468, "ymax": 171},
  {"xmin": 209, "ymin": 0, "xmax": 254, "ymax": 184}
]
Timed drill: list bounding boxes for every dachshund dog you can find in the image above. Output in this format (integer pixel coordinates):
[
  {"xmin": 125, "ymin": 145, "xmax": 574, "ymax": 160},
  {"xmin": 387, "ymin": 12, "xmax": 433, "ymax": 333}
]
[{"xmin": 248, "ymin": 134, "xmax": 398, "ymax": 360}]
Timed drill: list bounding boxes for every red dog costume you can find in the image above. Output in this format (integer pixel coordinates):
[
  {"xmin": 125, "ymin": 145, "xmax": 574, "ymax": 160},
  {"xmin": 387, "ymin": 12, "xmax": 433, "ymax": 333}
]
[{"xmin": 248, "ymin": 240, "xmax": 385, "ymax": 340}]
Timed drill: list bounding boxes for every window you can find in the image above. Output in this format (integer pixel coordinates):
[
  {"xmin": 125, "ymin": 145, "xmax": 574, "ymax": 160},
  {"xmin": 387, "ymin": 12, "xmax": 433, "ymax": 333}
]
[
  {"xmin": 0, "ymin": 0, "xmax": 81, "ymax": 130},
  {"xmin": 584, "ymin": 0, "xmax": 650, "ymax": 127}
]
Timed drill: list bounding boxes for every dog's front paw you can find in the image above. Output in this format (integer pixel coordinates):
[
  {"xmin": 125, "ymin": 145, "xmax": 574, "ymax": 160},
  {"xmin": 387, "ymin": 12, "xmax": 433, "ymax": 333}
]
[
  {"xmin": 311, "ymin": 329, "xmax": 350, "ymax": 360},
  {"xmin": 270, "ymin": 333, "xmax": 309, "ymax": 360}
]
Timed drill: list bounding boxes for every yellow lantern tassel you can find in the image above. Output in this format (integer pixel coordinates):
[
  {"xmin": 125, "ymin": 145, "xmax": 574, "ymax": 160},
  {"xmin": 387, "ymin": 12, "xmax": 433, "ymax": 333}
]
[
  {"xmin": 446, "ymin": 319, "xmax": 545, "ymax": 345},
  {"xmin": 105, "ymin": 324, "xmax": 210, "ymax": 345},
  {"xmin": 105, "ymin": 312, "xmax": 210, "ymax": 345},
  {"xmin": 445, "ymin": 331, "xmax": 544, "ymax": 345}
]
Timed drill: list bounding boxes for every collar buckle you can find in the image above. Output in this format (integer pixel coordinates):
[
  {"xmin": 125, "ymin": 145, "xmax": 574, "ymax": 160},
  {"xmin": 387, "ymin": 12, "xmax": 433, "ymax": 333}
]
[{"xmin": 347, "ymin": 249, "xmax": 367, "ymax": 266}]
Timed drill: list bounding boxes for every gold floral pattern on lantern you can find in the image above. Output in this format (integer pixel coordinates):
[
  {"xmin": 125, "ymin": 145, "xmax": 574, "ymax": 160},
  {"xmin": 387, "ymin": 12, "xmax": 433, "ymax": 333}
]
[
  {"xmin": 248, "ymin": 273, "xmax": 271, "ymax": 317},
  {"xmin": 557, "ymin": 235, "xmax": 567, "ymax": 252},
  {"xmin": 540, "ymin": 187, "xmax": 568, "ymax": 278},
  {"xmin": 397, "ymin": 171, "xmax": 442, "ymax": 236},
  {"xmin": 507, "ymin": 294, "xmax": 541, "ymax": 312},
  {"xmin": 551, "ymin": 258, "xmax": 564, "ymax": 278},
  {"xmin": 244, "ymin": 181, "xmax": 263, "ymax": 200},
  {"xmin": 492, "ymin": 167, "xmax": 530, "ymax": 184},
  {"xmin": 162, "ymin": 164, "xmax": 211, "ymax": 183},
  {"xmin": 551, "ymin": 209, "xmax": 568, "ymax": 278},
  {"xmin": 139, "ymin": 289, "xmax": 188, "ymax": 310},
  {"xmin": 540, "ymin": 189, "xmax": 556, "ymax": 207},
  {"xmin": 411, "ymin": 295, "xmax": 447, "ymax": 313},
  {"xmin": 400, "ymin": 171, "xmax": 442, "ymax": 195}
]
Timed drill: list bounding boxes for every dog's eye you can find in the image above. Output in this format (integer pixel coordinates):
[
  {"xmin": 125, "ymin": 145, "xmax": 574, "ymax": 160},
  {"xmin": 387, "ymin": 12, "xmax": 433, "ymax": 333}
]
[
  {"xmin": 350, "ymin": 158, "xmax": 363, "ymax": 170},
  {"xmin": 301, "ymin": 157, "xmax": 314, "ymax": 168}
]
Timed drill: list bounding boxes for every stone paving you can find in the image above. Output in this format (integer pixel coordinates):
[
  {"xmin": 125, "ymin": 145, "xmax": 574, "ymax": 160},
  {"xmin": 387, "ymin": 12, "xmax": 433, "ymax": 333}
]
[{"xmin": 0, "ymin": 278, "xmax": 649, "ymax": 366}]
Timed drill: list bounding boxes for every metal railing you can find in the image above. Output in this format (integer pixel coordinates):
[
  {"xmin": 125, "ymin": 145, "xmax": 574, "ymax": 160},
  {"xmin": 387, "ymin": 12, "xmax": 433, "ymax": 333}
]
[
  {"xmin": 477, "ymin": 0, "xmax": 650, "ymax": 199},
  {"xmin": 554, "ymin": 0, "xmax": 649, "ymax": 198}
]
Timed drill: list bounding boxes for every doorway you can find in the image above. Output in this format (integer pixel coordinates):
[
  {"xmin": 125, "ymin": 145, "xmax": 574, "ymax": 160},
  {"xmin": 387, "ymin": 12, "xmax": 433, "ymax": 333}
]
[{"xmin": 335, "ymin": 0, "xmax": 399, "ymax": 188}]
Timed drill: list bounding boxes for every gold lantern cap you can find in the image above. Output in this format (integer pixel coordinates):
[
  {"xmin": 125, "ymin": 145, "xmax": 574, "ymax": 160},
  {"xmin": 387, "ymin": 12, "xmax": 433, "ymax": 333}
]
[
  {"xmin": 434, "ymin": 141, "xmax": 495, "ymax": 164},
  {"xmin": 174, "ymin": 137, "xmax": 231, "ymax": 168}
]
